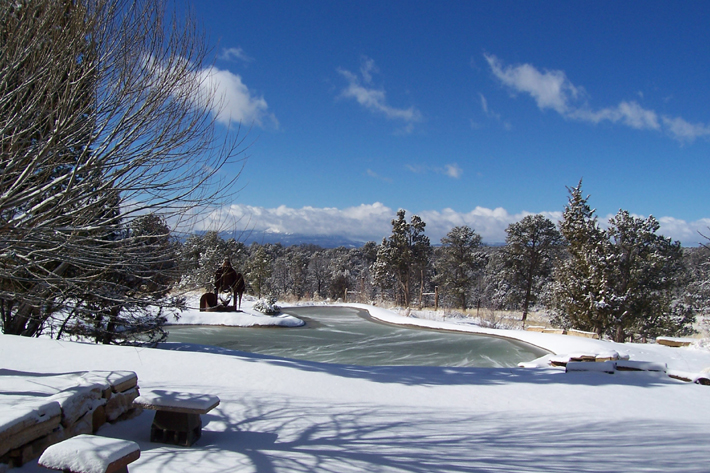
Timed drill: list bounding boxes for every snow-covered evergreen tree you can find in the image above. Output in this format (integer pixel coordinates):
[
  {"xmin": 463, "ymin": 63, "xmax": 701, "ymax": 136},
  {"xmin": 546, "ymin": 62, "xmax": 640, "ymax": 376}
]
[
  {"xmin": 434, "ymin": 226, "xmax": 486, "ymax": 310},
  {"xmin": 373, "ymin": 210, "xmax": 431, "ymax": 307},
  {"xmin": 551, "ymin": 181, "xmax": 692, "ymax": 341},
  {"xmin": 501, "ymin": 215, "xmax": 563, "ymax": 324}
]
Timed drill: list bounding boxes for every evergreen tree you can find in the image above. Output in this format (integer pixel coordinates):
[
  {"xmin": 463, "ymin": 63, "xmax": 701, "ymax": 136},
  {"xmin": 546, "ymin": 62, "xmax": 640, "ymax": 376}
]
[
  {"xmin": 178, "ymin": 232, "xmax": 246, "ymax": 290},
  {"xmin": 435, "ymin": 226, "xmax": 486, "ymax": 310},
  {"xmin": 604, "ymin": 210, "xmax": 691, "ymax": 341},
  {"xmin": 502, "ymin": 215, "xmax": 563, "ymax": 324},
  {"xmin": 550, "ymin": 181, "xmax": 610, "ymax": 337},
  {"xmin": 551, "ymin": 181, "xmax": 692, "ymax": 341},
  {"xmin": 246, "ymin": 245, "xmax": 272, "ymax": 298},
  {"xmin": 372, "ymin": 210, "xmax": 431, "ymax": 306}
]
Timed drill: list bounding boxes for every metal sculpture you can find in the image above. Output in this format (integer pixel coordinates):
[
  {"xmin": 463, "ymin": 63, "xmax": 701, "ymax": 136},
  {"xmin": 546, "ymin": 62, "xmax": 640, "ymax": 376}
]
[
  {"xmin": 213, "ymin": 258, "xmax": 245, "ymax": 311},
  {"xmin": 199, "ymin": 258, "xmax": 246, "ymax": 312}
]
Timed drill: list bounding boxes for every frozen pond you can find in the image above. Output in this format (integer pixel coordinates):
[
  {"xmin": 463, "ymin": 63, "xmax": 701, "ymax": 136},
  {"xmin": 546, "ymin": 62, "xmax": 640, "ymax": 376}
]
[{"xmin": 166, "ymin": 306, "xmax": 549, "ymax": 368}]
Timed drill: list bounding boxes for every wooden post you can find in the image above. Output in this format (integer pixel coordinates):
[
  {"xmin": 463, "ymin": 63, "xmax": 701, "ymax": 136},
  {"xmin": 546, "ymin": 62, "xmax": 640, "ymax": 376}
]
[
  {"xmin": 419, "ymin": 269, "xmax": 424, "ymax": 309},
  {"xmin": 434, "ymin": 286, "xmax": 439, "ymax": 311},
  {"xmin": 344, "ymin": 288, "xmax": 348, "ymax": 303}
]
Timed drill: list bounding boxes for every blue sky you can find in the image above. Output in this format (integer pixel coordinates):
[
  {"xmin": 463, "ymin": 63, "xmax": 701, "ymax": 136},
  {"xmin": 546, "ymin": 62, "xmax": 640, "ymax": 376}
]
[{"xmin": 186, "ymin": 1, "xmax": 710, "ymax": 245}]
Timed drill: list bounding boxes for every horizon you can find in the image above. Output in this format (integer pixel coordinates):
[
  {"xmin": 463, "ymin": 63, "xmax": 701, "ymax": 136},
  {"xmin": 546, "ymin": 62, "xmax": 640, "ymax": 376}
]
[{"xmin": 182, "ymin": 1, "xmax": 710, "ymax": 246}]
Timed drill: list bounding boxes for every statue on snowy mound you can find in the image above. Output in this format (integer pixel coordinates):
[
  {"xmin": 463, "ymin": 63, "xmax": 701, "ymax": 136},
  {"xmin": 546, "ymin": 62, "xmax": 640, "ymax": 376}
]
[{"xmin": 199, "ymin": 258, "xmax": 245, "ymax": 312}]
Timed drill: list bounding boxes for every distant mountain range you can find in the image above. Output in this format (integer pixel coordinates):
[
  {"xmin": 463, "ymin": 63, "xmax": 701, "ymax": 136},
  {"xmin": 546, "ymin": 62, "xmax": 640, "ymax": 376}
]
[{"xmin": 185, "ymin": 230, "xmax": 506, "ymax": 248}]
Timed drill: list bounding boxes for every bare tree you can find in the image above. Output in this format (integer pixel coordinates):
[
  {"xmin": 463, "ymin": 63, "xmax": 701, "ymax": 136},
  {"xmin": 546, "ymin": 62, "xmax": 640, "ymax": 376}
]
[{"xmin": 1, "ymin": 0, "xmax": 247, "ymax": 341}]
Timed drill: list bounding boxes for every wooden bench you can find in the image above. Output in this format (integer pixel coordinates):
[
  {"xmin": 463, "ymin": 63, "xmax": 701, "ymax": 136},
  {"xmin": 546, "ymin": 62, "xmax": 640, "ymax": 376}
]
[
  {"xmin": 133, "ymin": 390, "xmax": 220, "ymax": 447},
  {"xmin": 37, "ymin": 435, "xmax": 139, "ymax": 473}
]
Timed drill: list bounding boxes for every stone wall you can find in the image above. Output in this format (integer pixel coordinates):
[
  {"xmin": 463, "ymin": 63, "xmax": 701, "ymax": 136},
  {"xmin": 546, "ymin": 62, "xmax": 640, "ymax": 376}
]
[{"xmin": 0, "ymin": 370, "xmax": 141, "ymax": 469}]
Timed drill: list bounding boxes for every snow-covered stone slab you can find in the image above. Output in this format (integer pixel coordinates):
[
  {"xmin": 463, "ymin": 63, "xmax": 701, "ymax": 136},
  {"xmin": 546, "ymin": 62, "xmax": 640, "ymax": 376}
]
[
  {"xmin": 81, "ymin": 371, "xmax": 137, "ymax": 394},
  {"xmin": 0, "ymin": 401, "xmax": 61, "ymax": 457},
  {"xmin": 668, "ymin": 370, "xmax": 710, "ymax": 385},
  {"xmin": 595, "ymin": 351, "xmax": 620, "ymax": 362},
  {"xmin": 657, "ymin": 337, "xmax": 694, "ymax": 347},
  {"xmin": 616, "ymin": 360, "xmax": 667, "ymax": 372},
  {"xmin": 133, "ymin": 390, "xmax": 219, "ymax": 414},
  {"xmin": 48, "ymin": 385, "xmax": 104, "ymax": 428},
  {"xmin": 566, "ymin": 361, "xmax": 617, "ymax": 374},
  {"xmin": 104, "ymin": 388, "xmax": 140, "ymax": 422},
  {"xmin": 524, "ymin": 326, "xmax": 546, "ymax": 332},
  {"xmin": 567, "ymin": 329, "xmax": 599, "ymax": 339},
  {"xmin": 542, "ymin": 328, "xmax": 566, "ymax": 335},
  {"xmin": 38, "ymin": 434, "xmax": 139, "ymax": 473}
]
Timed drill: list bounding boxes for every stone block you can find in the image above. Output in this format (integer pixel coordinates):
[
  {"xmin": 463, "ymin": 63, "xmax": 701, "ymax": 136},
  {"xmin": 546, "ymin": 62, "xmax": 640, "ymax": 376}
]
[
  {"xmin": 0, "ymin": 401, "xmax": 61, "ymax": 458},
  {"xmin": 567, "ymin": 329, "xmax": 599, "ymax": 339},
  {"xmin": 542, "ymin": 328, "xmax": 566, "ymax": 335},
  {"xmin": 92, "ymin": 404, "xmax": 107, "ymax": 433},
  {"xmin": 6, "ymin": 426, "xmax": 64, "ymax": 467},
  {"xmin": 657, "ymin": 337, "xmax": 693, "ymax": 347},
  {"xmin": 105, "ymin": 388, "xmax": 139, "ymax": 423},
  {"xmin": 64, "ymin": 409, "xmax": 94, "ymax": 438}
]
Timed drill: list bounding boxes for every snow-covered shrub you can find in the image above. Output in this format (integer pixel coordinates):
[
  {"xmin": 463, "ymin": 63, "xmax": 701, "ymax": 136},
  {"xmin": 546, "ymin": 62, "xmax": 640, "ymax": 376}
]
[{"xmin": 253, "ymin": 296, "xmax": 281, "ymax": 315}]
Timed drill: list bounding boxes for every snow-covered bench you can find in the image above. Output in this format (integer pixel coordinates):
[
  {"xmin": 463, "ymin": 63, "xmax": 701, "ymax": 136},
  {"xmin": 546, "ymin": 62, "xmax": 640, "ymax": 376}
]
[
  {"xmin": 133, "ymin": 390, "xmax": 220, "ymax": 447},
  {"xmin": 37, "ymin": 434, "xmax": 140, "ymax": 473}
]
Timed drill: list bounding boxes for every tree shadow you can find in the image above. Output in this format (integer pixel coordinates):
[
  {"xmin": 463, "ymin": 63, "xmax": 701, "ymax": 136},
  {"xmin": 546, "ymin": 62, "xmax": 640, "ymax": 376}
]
[
  {"xmin": 103, "ymin": 397, "xmax": 708, "ymax": 473},
  {"xmin": 156, "ymin": 343, "xmax": 679, "ymax": 388}
]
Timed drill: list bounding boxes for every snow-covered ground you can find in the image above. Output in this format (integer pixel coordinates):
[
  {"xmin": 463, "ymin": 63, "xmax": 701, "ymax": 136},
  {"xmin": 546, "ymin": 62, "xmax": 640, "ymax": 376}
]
[
  {"xmin": 168, "ymin": 295, "xmax": 304, "ymax": 327},
  {"xmin": 3, "ymin": 301, "xmax": 710, "ymax": 472}
]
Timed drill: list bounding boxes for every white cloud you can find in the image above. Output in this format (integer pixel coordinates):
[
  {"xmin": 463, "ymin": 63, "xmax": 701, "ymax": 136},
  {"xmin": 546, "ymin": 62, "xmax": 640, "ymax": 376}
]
[
  {"xmin": 406, "ymin": 163, "xmax": 463, "ymax": 179},
  {"xmin": 218, "ymin": 47, "xmax": 253, "ymax": 63},
  {"xmin": 661, "ymin": 116, "xmax": 710, "ymax": 143},
  {"xmin": 486, "ymin": 54, "xmax": 710, "ymax": 142},
  {"xmin": 366, "ymin": 169, "xmax": 392, "ymax": 183},
  {"xmin": 479, "ymin": 93, "xmax": 489, "ymax": 114},
  {"xmin": 149, "ymin": 52, "xmax": 274, "ymax": 128},
  {"xmin": 338, "ymin": 57, "xmax": 422, "ymax": 127},
  {"xmin": 478, "ymin": 92, "xmax": 511, "ymax": 130},
  {"xmin": 202, "ymin": 203, "xmax": 395, "ymax": 242},
  {"xmin": 485, "ymin": 54, "xmax": 579, "ymax": 115},
  {"xmin": 197, "ymin": 65, "xmax": 275, "ymax": 127},
  {"xmin": 198, "ymin": 202, "xmax": 709, "ymax": 246},
  {"xmin": 571, "ymin": 101, "xmax": 660, "ymax": 130},
  {"xmin": 444, "ymin": 164, "xmax": 463, "ymax": 179}
]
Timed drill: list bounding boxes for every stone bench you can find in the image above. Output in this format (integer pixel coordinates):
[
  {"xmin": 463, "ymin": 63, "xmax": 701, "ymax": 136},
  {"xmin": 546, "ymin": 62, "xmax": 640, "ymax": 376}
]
[
  {"xmin": 37, "ymin": 434, "xmax": 140, "ymax": 473},
  {"xmin": 133, "ymin": 390, "xmax": 220, "ymax": 447}
]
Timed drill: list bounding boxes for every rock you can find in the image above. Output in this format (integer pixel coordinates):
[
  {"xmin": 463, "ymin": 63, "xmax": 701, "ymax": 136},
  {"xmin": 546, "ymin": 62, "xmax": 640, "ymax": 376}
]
[
  {"xmin": 105, "ymin": 388, "xmax": 139, "ymax": 422},
  {"xmin": 657, "ymin": 337, "xmax": 693, "ymax": 347},
  {"xmin": 0, "ymin": 401, "xmax": 61, "ymax": 458}
]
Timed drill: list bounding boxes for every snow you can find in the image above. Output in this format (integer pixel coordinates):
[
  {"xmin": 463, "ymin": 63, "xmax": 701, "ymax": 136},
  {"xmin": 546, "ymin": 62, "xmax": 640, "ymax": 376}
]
[
  {"xmin": 38, "ymin": 434, "xmax": 139, "ymax": 473},
  {"xmin": 134, "ymin": 390, "xmax": 219, "ymax": 414},
  {"xmin": 169, "ymin": 295, "xmax": 304, "ymax": 327},
  {"xmin": 3, "ymin": 302, "xmax": 710, "ymax": 472}
]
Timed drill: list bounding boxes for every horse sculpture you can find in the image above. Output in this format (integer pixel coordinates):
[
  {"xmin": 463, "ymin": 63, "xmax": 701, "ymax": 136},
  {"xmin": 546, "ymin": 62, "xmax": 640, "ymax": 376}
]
[{"xmin": 213, "ymin": 258, "xmax": 246, "ymax": 311}]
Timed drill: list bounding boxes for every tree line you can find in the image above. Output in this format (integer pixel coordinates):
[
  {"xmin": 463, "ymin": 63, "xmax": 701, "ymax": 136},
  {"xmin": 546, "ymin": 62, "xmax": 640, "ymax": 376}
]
[{"xmin": 178, "ymin": 181, "xmax": 705, "ymax": 343}]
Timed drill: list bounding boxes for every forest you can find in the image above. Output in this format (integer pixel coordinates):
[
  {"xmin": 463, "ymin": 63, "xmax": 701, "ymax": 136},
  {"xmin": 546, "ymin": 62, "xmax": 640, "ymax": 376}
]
[{"xmin": 178, "ymin": 182, "xmax": 708, "ymax": 344}]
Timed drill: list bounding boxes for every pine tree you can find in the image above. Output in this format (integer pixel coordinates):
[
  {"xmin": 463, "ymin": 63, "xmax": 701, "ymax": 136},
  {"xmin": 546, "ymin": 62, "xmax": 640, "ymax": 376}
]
[
  {"xmin": 246, "ymin": 245, "xmax": 272, "ymax": 299},
  {"xmin": 552, "ymin": 182, "xmax": 619, "ymax": 337},
  {"xmin": 502, "ymin": 215, "xmax": 563, "ymax": 324},
  {"xmin": 435, "ymin": 226, "xmax": 486, "ymax": 310},
  {"xmin": 373, "ymin": 210, "xmax": 431, "ymax": 306},
  {"xmin": 551, "ymin": 181, "xmax": 693, "ymax": 341}
]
